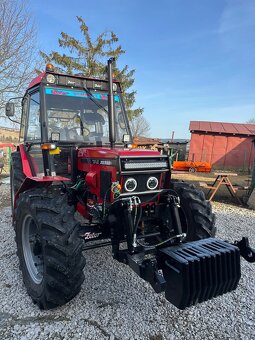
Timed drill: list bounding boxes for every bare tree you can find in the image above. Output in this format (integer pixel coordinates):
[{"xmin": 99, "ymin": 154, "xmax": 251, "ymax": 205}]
[
  {"xmin": 130, "ymin": 114, "xmax": 150, "ymax": 137},
  {"xmin": 246, "ymin": 118, "xmax": 255, "ymax": 124},
  {"xmin": 0, "ymin": 0, "xmax": 37, "ymax": 123}
]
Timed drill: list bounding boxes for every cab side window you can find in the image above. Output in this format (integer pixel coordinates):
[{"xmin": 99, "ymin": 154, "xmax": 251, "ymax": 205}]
[{"xmin": 27, "ymin": 91, "xmax": 41, "ymax": 140}]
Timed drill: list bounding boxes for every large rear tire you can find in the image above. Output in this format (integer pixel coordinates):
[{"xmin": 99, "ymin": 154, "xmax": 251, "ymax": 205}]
[
  {"xmin": 15, "ymin": 188, "xmax": 86, "ymax": 309},
  {"xmin": 173, "ymin": 182, "xmax": 216, "ymax": 241}
]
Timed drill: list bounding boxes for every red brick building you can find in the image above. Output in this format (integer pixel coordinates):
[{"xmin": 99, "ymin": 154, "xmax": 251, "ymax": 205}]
[{"xmin": 189, "ymin": 121, "xmax": 255, "ymax": 170}]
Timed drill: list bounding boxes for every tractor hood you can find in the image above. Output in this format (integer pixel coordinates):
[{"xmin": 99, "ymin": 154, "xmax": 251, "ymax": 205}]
[
  {"xmin": 77, "ymin": 147, "xmax": 161, "ymax": 159},
  {"xmin": 76, "ymin": 147, "xmax": 168, "ymax": 204}
]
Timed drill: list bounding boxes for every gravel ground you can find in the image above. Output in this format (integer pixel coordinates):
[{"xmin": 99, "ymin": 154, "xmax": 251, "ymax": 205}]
[{"xmin": 0, "ymin": 183, "xmax": 254, "ymax": 340}]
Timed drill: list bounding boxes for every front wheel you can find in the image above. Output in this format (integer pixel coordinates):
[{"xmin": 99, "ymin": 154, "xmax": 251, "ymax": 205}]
[
  {"xmin": 173, "ymin": 182, "xmax": 216, "ymax": 241},
  {"xmin": 15, "ymin": 189, "xmax": 86, "ymax": 309}
]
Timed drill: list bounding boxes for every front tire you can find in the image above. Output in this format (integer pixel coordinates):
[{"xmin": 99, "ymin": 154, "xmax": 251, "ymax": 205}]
[
  {"xmin": 15, "ymin": 189, "xmax": 86, "ymax": 309},
  {"xmin": 173, "ymin": 182, "xmax": 216, "ymax": 241}
]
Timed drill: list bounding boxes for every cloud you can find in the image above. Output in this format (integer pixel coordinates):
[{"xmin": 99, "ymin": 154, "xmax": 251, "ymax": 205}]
[
  {"xmin": 219, "ymin": 0, "xmax": 255, "ymax": 53},
  {"xmin": 219, "ymin": 0, "xmax": 255, "ymax": 33}
]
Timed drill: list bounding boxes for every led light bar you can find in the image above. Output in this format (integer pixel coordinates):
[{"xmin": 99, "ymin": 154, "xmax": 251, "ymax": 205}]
[{"xmin": 124, "ymin": 161, "xmax": 168, "ymax": 170}]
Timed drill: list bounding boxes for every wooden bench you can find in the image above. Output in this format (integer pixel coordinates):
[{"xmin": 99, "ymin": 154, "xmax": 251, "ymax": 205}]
[
  {"xmin": 199, "ymin": 173, "xmax": 242, "ymax": 204},
  {"xmin": 199, "ymin": 182, "xmax": 216, "ymax": 190}
]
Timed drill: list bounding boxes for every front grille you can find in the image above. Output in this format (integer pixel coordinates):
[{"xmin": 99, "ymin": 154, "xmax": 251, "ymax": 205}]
[{"xmin": 119, "ymin": 156, "xmax": 169, "ymax": 198}]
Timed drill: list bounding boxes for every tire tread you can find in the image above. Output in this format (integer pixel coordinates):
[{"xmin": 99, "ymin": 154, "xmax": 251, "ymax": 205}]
[{"xmin": 15, "ymin": 188, "xmax": 85, "ymax": 310}]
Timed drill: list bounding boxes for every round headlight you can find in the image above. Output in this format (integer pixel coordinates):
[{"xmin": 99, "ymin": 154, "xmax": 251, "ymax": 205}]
[
  {"xmin": 124, "ymin": 178, "xmax": 137, "ymax": 192},
  {"xmin": 46, "ymin": 74, "xmax": 56, "ymax": 84},
  {"xmin": 147, "ymin": 176, "xmax": 158, "ymax": 190}
]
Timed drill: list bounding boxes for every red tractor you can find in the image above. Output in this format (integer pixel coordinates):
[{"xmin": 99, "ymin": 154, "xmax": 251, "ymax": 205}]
[{"xmin": 5, "ymin": 58, "xmax": 254, "ymax": 310}]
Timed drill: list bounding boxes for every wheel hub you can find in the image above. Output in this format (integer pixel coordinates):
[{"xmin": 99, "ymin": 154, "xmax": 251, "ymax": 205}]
[{"xmin": 22, "ymin": 215, "xmax": 43, "ymax": 284}]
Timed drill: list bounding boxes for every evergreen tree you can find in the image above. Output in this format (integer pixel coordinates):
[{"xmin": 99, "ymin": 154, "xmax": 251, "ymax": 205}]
[{"xmin": 40, "ymin": 16, "xmax": 143, "ymax": 120}]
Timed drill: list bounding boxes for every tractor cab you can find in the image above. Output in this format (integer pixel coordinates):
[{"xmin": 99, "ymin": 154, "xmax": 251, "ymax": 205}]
[
  {"xmin": 23, "ymin": 67, "xmax": 130, "ymax": 145},
  {"xmin": 6, "ymin": 60, "xmax": 132, "ymax": 178}
]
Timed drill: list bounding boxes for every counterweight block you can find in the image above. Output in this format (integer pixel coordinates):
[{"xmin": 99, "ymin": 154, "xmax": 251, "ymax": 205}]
[{"xmin": 158, "ymin": 238, "xmax": 241, "ymax": 309}]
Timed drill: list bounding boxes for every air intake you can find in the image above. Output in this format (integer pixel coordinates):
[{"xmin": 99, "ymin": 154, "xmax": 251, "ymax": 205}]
[{"xmin": 158, "ymin": 238, "xmax": 241, "ymax": 309}]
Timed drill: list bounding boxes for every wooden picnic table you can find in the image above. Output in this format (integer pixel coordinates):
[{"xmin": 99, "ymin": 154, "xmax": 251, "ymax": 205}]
[{"xmin": 199, "ymin": 172, "xmax": 242, "ymax": 204}]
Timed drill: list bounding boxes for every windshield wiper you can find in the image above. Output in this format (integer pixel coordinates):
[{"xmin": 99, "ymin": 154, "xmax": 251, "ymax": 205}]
[{"xmin": 82, "ymin": 86, "xmax": 109, "ymax": 115}]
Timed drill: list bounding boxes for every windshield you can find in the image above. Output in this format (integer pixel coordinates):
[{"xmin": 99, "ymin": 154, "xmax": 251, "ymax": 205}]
[{"xmin": 45, "ymin": 87, "xmax": 130, "ymax": 144}]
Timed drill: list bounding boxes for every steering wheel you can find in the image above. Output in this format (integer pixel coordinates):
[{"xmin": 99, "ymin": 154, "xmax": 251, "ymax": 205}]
[{"xmin": 65, "ymin": 127, "xmax": 79, "ymax": 140}]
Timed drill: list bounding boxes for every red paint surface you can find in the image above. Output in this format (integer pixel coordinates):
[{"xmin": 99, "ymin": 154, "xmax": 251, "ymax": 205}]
[
  {"xmin": 85, "ymin": 172, "xmax": 97, "ymax": 188},
  {"xmin": 77, "ymin": 147, "xmax": 160, "ymax": 159},
  {"xmin": 28, "ymin": 72, "xmax": 46, "ymax": 89},
  {"xmin": 77, "ymin": 147, "xmax": 162, "ymax": 203},
  {"xmin": 19, "ymin": 144, "xmax": 33, "ymax": 177},
  {"xmin": 189, "ymin": 133, "xmax": 255, "ymax": 169},
  {"xmin": 0, "ymin": 143, "xmax": 15, "ymax": 150}
]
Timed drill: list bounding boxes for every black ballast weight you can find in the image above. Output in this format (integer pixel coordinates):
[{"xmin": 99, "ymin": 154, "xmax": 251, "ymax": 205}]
[{"xmin": 158, "ymin": 238, "xmax": 241, "ymax": 309}]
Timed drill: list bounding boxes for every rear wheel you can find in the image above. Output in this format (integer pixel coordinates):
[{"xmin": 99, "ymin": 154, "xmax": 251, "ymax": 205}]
[
  {"xmin": 15, "ymin": 189, "xmax": 85, "ymax": 309},
  {"xmin": 173, "ymin": 182, "xmax": 216, "ymax": 241}
]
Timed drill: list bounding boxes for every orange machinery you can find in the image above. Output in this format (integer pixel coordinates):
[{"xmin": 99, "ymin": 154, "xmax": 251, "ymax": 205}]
[{"xmin": 172, "ymin": 161, "xmax": 212, "ymax": 173}]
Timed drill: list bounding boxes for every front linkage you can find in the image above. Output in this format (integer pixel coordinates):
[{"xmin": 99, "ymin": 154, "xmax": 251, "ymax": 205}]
[{"xmin": 100, "ymin": 189, "xmax": 255, "ymax": 310}]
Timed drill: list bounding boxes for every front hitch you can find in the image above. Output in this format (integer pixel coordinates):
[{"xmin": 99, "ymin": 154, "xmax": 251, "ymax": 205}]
[
  {"xmin": 157, "ymin": 238, "xmax": 241, "ymax": 309},
  {"xmin": 110, "ymin": 194, "xmax": 254, "ymax": 309},
  {"xmin": 234, "ymin": 237, "xmax": 255, "ymax": 263},
  {"xmin": 115, "ymin": 236, "xmax": 254, "ymax": 310}
]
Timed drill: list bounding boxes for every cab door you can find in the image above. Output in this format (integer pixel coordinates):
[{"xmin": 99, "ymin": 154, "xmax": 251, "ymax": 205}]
[{"xmin": 21, "ymin": 88, "xmax": 45, "ymax": 176}]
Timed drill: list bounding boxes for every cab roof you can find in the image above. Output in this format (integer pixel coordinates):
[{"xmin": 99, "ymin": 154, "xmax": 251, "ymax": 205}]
[{"xmin": 28, "ymin": 71, "xmax": 120, "ymax": 91}]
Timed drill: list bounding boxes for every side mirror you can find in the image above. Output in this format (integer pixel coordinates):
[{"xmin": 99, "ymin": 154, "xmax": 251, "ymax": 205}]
[{"xmin": 5, "ymin": 102, "xmax": 15, "ymax": 117}]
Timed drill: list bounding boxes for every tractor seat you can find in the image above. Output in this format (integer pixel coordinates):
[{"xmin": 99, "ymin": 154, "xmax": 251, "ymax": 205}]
[{"xmin": 82, "ymin": 112, "xmax": 105, "ymax": 124}]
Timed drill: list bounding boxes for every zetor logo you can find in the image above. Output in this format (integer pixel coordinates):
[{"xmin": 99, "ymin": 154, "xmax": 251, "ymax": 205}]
[
  {"xmin": 52, "ymin": 90, "xmax": 67, "ymax": 95},
  {"xmin": 83, "ymin": 232, "xmax": 101, "ymax": 240},
  {"xmin": 94, "ymin": 83, "xmax": 102, "ymax": 88}
]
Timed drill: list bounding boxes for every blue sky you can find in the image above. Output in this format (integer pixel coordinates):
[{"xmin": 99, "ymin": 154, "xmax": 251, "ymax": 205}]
[{"xmin": 28, "ymin": 0, "xmax": 255, "ymax": 138}]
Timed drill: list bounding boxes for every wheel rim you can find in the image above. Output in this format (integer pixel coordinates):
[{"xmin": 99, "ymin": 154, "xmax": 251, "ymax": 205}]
[{"xmin": 22, "ymin": 215, "xmax": 43, "ymax": 284}]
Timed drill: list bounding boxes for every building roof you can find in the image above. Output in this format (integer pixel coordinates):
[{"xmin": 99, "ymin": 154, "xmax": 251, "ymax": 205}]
[
  {"xmin": 133, "ymin": 136, "xmax": 161, "ymax": 146},
  {"xmin": 161, "ymin": 138, "xmax": 189, "ymax": 144},
  {"xmin": 190, "ymin": 121, "xmax": 255, "ymax": 136}
]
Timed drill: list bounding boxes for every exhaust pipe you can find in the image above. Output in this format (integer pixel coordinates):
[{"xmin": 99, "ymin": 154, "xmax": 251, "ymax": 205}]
[{"xmin": 107, "ymin": 57, "xmax": 116, "ymax": 148}]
